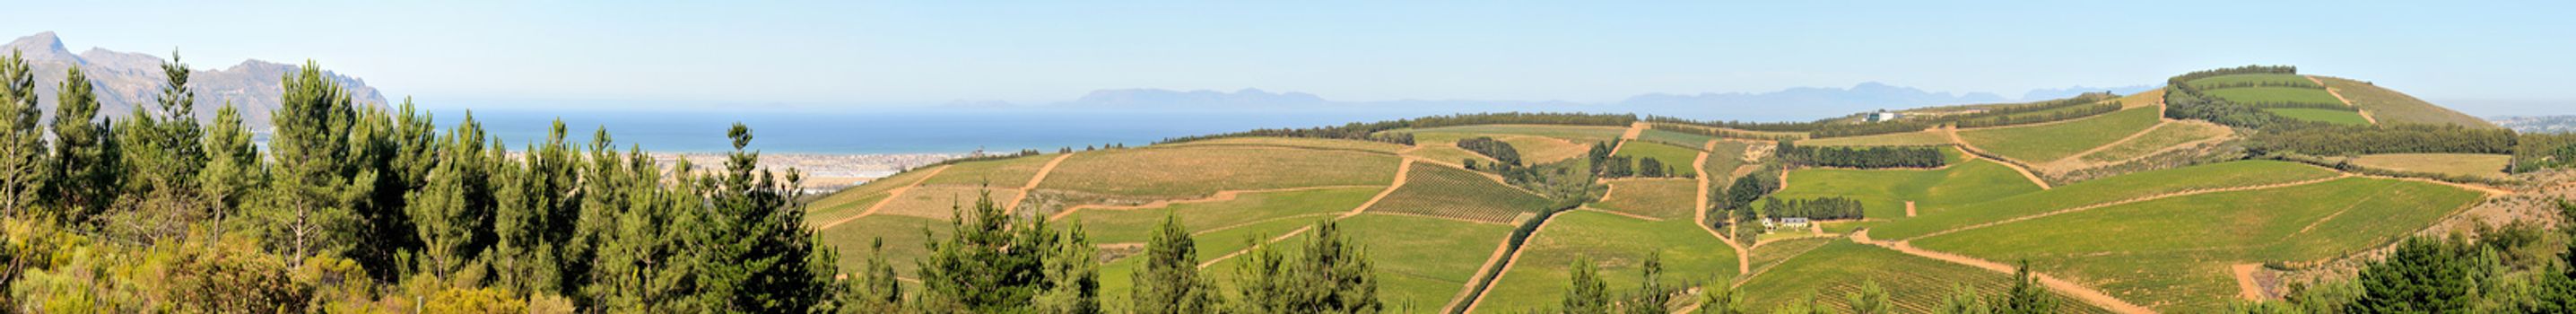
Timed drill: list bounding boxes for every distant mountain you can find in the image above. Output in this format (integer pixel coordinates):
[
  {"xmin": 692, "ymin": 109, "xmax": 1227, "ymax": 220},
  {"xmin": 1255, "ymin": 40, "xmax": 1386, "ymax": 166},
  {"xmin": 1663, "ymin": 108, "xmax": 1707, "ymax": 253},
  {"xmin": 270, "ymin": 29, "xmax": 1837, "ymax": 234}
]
[
  {"xmin": 2020, "ymin": 85, "xmax": 2158, "ymax": 101},
  {"xmin": 999, "ymin": 82, "xmax": 2139, "ymax": 121},
  {"xmin": 2491, "ymin": 115, "xmax": 2576, "ymax": 134},
  {"xmin": 1066, "ymin": 88, "xmax": 1328, "ymax": 109},
  {"xmin": 2, "ymin": 31, "xmax": 389, "ymax": 129}
]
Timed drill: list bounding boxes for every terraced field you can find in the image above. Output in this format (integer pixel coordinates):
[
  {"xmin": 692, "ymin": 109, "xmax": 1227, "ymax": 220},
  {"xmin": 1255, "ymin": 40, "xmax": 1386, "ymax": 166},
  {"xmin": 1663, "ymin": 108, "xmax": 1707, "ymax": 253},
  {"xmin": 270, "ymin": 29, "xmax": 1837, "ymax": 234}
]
[
  {"xmin": 1958, "ymin": 107, "xmax": 2161, "ymax": 162},
  {"xmin": 1063, "ymin": 187, "xmax": 1381, "ymax": 244},
  {"xmin": 1736, "ymin": 240, "xmax": 2103, "ymax": 313},
  {"xmin": 1040, "ymin": 145, "xmax": 1401, "ymax": 197},
  {"xmin": 1364, "ymin": 164, "xmax": 1552, "ymax": 223},
  {"xmin": 1403, "ymin": 125, "xmax": 1627, "ymax": 144},
  {"xmin": 2313, "ymin": 76, "xmax": 2498, "ymax": 128},
  {"xmin": 918, "ymin": 153, "xmax": 1057, "ymax": 187},
  {"xmin": 1868, "ymin": 161, "xmax": 2343, "ymax": 240},
  {"xmin": 1594, "ymin": 179, "xmax": 1698, "ymax": 220},
  {"xmin": 2075, "ymin": 121, "xmax": 2230, "ymax": 163},
  {"xmin": 1798, "ymin": 130, "xmax": 1951, "ymax": 147},
  {"xmin": 2202, "ymin": 87, "xmax": 2343, "ymax": 105},
  {"xmin": 1913, "ymin": 178, "xmax": 2485, "ymax": 311},
  {"xmin": 1471, "ymin": 211, "xmax": 1739, "ymax": 313},
  {"xmin": 2265, "ymin": 108, "xmax": 2371, "ymax": 125},
  {"xmin": 2344, "ymin": 153, "xmax": 2512, "ymax": 179},
  {"xmin": 1611, "ymin": 141, "xmax": 1704, "ymax": 177},
  {"xmin": 1765, "ymin": 156, "xmax": 2042, "ymax": 220}
]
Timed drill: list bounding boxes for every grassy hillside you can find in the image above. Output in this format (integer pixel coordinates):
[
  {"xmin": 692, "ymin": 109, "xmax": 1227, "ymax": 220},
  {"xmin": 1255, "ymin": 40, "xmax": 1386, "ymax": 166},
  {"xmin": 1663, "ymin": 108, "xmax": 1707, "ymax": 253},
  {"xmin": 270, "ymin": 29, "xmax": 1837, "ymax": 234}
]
[
  {"xmin": 1365, "ymin": 163, "xmax": 1553, "ymax": 223},
  {"xmin": 1040, "ymin": 145, "xmax": 1401, "ymax": 197},
  {"xmin": 805, "ymin": 167, "xmax": 943, "ymax": 226},
  {"xmin": 1065, "ymin": 187, "xmax": 1380, "ymax": 244},
  {"xmin": 2265, "ymin": 108, "xmax": 2371, "ymax": 125},
  {"xmin": 1736, "ymin": 240, "xmax": 2102, "ymax": 313},
  {"xmin": 2203, "ymin": 87, "xmax": 2343, "ymax": 105},
  {"xmin": 1797, "ymin": 130, "xmax": 1951, "ymax": 147},
  {"xmin": 1868, "ymin": 161, "xmax": 2342, "ymax": 240},
  {"xmin": 1403, "ymin": 125, "xmax": 1628, "ymax": 144},
  {"xmin": 2184, "ymin": 74, "xmax": 2313, "ymax": 90},
  {"xmin": 1637, "ymin": 128, "xmax": 1718, "ymax": 148},
  {"xmin": 2344, "ymin": 153, "xmax": 2512, "ymax": 179},
  {"xmin": 1959, "ymin": 106, "xmax": 2162, "ymax": 162},
  {"xmin": 918, "ymin": 153, "xmax": 1057, "ymax": 187},
  {"xmin": 1612, "ymin": 141, "xmax": 1704, "ymax": 177},
  {"xmin": 1594, "ymin": 179, "xmax": 1698, "ymax": 220},
  {"xmin": 2314, "ymin": 76, "xmax": 2499, "ymax": 128},
  {"xmin": 1502, "ymin": 135, "xmax": 1594, "ymax": 164},
  {"xmin": 1914, "ymin": 178, "xmax": 2485, "ymax": 311},
  {"xmin": 1472, "ymin": 211, "xmax": 1738, "ymax": 313},
  {"xmin": 1162, "ymin": 136, "xmax": 1408, "ymax": 153},
  {"xmin": 2075, "ymin": 121, "xmax": 2231, "ymax": 163},
  {"xmin": 1766, "ymin": 155, "xmax": 2042, "ymax": 220}
]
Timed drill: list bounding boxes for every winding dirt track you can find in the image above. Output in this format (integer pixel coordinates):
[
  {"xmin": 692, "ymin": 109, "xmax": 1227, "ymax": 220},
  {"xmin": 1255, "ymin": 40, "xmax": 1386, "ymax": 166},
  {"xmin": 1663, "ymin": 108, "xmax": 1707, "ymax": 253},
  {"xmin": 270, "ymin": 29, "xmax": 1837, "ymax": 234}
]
[
  {"xmin": 816, "ymin": 165, "xmax": 951, "ymax": 230},
  {"xmin": 1945, "ymin": 126, "xmax": 2054, "ymax": 190},
  {"xmin": 2232, "ymin": 264, "xmax": 2267, "ymax": 301},
  {"xmin": 1686, "ymin": 139, "xmax": 1754, "ymax": 275},
  {"xmin": 1850, "ymin": 230, "xmax": 2156, "ymax": 313},
  {"xmin": 1461, "ymin": 213, "xmax": 1563, "ymax": 314},
  {"xmin": 1445, "ymin": 219, "xmax": 1531, "ymax": 312},
  {"xmin": 1002, "ymin": 153, "xmax": 1077, "ymax": 214}
]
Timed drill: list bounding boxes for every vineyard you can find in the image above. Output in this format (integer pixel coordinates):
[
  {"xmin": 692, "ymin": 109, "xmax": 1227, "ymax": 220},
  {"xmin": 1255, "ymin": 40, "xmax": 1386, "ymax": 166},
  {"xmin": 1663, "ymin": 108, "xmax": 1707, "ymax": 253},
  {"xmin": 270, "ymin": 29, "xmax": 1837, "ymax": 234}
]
[{"xmin": 1364, "ymin": 163, "xmax": 1553, "ymax": 223}]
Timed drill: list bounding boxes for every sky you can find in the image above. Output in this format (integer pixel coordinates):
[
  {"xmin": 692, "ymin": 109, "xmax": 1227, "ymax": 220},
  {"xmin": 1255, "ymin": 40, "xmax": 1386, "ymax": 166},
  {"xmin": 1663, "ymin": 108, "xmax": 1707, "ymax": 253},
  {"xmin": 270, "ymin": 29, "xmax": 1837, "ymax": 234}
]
[{"xmin": 9, "ymin": 0, "xmax": 2573, "ymax": 115}]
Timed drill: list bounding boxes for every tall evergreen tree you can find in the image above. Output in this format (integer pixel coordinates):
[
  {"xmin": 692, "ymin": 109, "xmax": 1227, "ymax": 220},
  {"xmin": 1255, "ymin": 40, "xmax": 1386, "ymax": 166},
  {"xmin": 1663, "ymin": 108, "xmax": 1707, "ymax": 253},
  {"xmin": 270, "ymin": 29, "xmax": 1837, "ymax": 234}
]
[
  {"xmin": 918, "ymin": 188, "xmax": 1094, "ymax": 313},
  {"xmin": 196, "ymin": 103, "xmax": 259, "ymax": 241},
  {"xmin": 48, "ymin": 65, "xmax": 119, "ymax": 224},
  {"xmin": 109, "ymin": 51, "xmax": 209, "ymax": 240},
  {"xmin": 405, "ymin": 113, "xmax": 494, "ymax": 283},
  {"xmin": 259, "ymin": 60, "xmax": 370, "ymax": 266},
  {"xmin": 0, "ymin": 49, "xmax": 45, "ymax": 215},
  {"xmin": 695, "ymin": 123, "xmax": 837, "ymax": 312},
  {"xmin": 837, "ymin": 238, "xmax": 904, "ymax": 313},
  {"xmin": 1624, "ymin": 253, "xmax": 1670, "ymax": 314},
  {"xmin": 1844, "ymin": 281, "xmax": 1891, "ymax": 314},
  {"xmin": 1993, "ymin": 260, "xmax": 2059, "ymax": 314},
  {"xmin": 1133, "ymin": 214, "xmax": 1222, "ymax": 313},
  {"xmin": 584, "ymin": 150, "xmax": 706, "ymax": 312},
  {"xmin": 1693, "ymin": 283, "xmax": 1749, "ymax": 314},
  {"xmin": 1235, "ymin": 220, "xmax": 1380, "ymax": 314},
  {"xmin": 1562, "ymin": 257, "xmax": 1609, "ymax": 314}
]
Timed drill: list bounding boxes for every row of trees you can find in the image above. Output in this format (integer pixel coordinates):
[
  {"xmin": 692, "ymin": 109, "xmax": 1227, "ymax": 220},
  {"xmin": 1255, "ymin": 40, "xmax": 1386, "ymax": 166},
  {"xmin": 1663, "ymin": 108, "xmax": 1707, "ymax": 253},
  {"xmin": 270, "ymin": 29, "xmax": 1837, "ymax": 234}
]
[
  {"xmin": 1942, "ymin": 92, "xmax": 2123, "ymax": 128},
  {"xmin": 0, "ymin": 50, "xmax": 841, "ymax": 312},
  {"xmin": 1156, "ymin": 112, "xmax": 1637, "ymax": 145},
  {"xmin": 1641, "ymin": 122, "xmax": 1804, "ymax": 142},
  {"xmin": 1597, "ymin": 156, "xmax": 1685, "ymax": 179},
  {"xmin": 2165, "ymin": 65, "xmax": 2299, "ymax": 87},
  {"xmin": 1759, "ymin": 196, "xmax": 1864, "ymax": 221},
  {"xmin": 2248, "ymin": 123, "xmax": 2518, "ymax": 155},
  {"xmin": 1776, "ymin": 143, "xmax": 1947, "ymax": 169},
  {"xmin": 1458, "ymin": 136, "xmax": 1525, "ymax": 167},
  {"xmin": 2189, "ymin": 81, "xmax": 2322, "ymax": 91},
  {"xmin": 2512, "ymin": 132, "xmax": 2576, "ymax": 173}
]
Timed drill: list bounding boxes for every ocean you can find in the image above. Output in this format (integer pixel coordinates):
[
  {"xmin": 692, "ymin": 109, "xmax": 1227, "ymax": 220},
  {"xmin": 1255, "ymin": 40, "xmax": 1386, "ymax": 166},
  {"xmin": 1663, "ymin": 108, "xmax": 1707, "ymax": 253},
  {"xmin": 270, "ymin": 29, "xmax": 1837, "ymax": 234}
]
[{"xmin": 431, "ymin": 108, "xmax": 1433, "ymax": 154}]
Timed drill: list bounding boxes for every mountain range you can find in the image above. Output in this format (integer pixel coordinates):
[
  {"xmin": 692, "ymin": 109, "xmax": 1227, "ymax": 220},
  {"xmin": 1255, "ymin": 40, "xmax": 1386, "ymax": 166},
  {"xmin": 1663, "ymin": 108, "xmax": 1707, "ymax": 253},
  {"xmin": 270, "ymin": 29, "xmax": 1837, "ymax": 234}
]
[
  {"xmin": 964, "ymin": 83, "xmax": 2154, "ymax": 121},
  {"xmin": 3, "ymin": 31, "xmax": 388, "ymax": 129}
]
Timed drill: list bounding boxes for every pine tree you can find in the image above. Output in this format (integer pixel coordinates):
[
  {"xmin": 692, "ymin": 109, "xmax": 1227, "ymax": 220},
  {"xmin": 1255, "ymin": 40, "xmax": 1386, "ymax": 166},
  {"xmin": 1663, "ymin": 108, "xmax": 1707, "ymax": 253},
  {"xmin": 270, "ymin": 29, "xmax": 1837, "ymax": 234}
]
[
  {"xmin": 196, "ymin": 103, "xmax": 259, "ymax": 241},
  {"xmin": 1034, "ymin": 222, "xmax": 1101, "ymax": 314},
  {"xmin": 838, "ymin": 238, "xmax": 904, "ymax": 313},
  {"xmin": 109, "ymin": 51, "xmax": 209, "ymax": 241},
  {"xmin": 405, "ymin": 113, "xmax": 494, "ymax": 283},
  {"xmin": 696, "ymin": 123, "xmax": 836, "ymax": 312},
  {"xmin": 260, "ymin": 61, "xmax": 368, "ymax": 266},
  {"xmin": 1844, "ymin": 281, "xmax": 1890, "ymax": 314},
  {"xmin": 1693, "ymin": 283, "xmax": 1749, "ymax": 314},
  {"xmin": 1934, "ymin": 284, "xmax": 1990, "ymax": 314},
  {"xmin": 1562, "ymin": 257, "xmax": 1608, "ymax": 314},
  {"xmin": 585, "ymin": 152, "xmax": 706, "ymax": 312},
  {"xmin": 1624, "ymin": 253, "xmax": 1669, "ymax": 314},
  {"xmin": 1234, "ymin": 220, "xmax": 1379, "ymax": 314},
  {"xmin": 1134, "ymin": 214, "xmax": 1222, "ymax": 314},
  {"xmin": 0, "ymin": 49, "xmax": 46, "ymax": 216},
  {"xmin": 48, "ymin": 65, "xmax": 119, "ymax": 224},
  {"xmin": 918, "ymin": 188, "xmax": 1096, "ymax": 313},
  {"xmin": 1993, "ymin": 260, "xmax": 2059, "ymax": 314}
]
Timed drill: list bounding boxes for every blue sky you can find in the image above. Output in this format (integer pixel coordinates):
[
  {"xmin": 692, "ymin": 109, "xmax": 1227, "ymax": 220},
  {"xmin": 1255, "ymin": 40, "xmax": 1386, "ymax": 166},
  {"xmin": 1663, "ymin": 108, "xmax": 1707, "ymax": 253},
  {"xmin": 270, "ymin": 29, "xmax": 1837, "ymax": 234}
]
[{"xmin": 10, "ymin": 1, "xmax": 2572, "ymax": 114}]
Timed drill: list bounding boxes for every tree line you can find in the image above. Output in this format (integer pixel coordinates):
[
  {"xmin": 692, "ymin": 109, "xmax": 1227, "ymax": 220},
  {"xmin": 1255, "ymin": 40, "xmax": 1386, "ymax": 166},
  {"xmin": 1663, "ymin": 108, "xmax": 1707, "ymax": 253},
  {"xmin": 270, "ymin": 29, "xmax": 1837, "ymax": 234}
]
[
  {"xmin": 1156, "ymin": 112, "xmax": 1637, "ymax": 145},
  {"xmin": 1941, "ymin": 92, "xmax": 2122, "ymax": 128},
  {"xmin": 1776, "ymin": 142, "xmax": 1947, "ymax": 169},
  {"xmin": 1641, "ymin": 121, "xmax": 1804, "ymax": 142},
  {"xmin": 2190, "ymin": 81, "xmax": 2323, "ymax": 91},
  {"xmin": 2164, "ymin": 65, "xmax": 2299, "ymax": 87},
  {"xmin": 1, "ymin": 51, "xmax": 839, "ymax": 312},
  {"xmin": 1759, "ymin": 196, "xmax": 1864, "ymax": 221},
  {"xmin": 2512, "ymin": 132, "xmax": 2576, "ymax": 173},
  {"xmin": 1458, "ymin": 136, "xmax": 1524, "ymax": 167},
  {"xmin": 2248, "ymin": 122, "xmax": 2517, "ymax": 156}
]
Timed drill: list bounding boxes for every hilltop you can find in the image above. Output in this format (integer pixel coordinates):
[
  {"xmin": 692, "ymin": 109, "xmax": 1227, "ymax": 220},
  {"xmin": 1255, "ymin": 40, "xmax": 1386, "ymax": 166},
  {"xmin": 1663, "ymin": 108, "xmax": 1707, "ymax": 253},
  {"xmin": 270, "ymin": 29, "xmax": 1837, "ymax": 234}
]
[
  {"xmin": 806, "ymin": 65, "xmax": 2570, "ymax": 313},
  {"xmin": 2, "ymin": 31, "xmax": 389, "ymax": 128}
]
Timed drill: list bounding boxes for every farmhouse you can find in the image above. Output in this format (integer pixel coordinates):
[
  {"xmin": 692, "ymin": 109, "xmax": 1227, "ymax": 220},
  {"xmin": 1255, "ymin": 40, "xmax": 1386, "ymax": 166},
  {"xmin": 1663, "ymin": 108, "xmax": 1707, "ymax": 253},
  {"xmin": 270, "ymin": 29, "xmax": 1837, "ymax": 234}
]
[
  {"xmin": 1764, "ymin": 217, "xmax": 1811, "ymax": 230},
  {"xmin": 1865, "ymin": 110, "xmax": 1901, "ymax": 122}
]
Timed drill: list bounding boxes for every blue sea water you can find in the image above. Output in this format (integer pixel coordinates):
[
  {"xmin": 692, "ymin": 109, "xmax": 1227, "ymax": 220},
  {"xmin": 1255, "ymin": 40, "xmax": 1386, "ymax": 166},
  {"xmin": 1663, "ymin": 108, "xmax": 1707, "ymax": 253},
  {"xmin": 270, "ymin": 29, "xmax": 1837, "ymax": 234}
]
[{"xmin": 429, "ymin": 108, "xmax": 1430, "ymax": 154}]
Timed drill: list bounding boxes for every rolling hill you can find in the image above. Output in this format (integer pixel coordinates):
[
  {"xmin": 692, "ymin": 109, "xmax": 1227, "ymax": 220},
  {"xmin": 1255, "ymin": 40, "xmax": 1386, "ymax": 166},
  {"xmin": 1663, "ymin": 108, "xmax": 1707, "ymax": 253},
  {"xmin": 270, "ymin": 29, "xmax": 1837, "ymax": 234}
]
[{"xmin": 802, "ymin": 67, "xmax": 2569, "ymax": 313}]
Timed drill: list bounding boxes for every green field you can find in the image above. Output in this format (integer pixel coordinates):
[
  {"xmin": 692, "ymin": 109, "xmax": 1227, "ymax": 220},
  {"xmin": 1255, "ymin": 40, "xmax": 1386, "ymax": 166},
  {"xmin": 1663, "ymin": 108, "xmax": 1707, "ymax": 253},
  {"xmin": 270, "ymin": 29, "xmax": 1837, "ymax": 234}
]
[
  {"xmin": 1408, "ymin": 143, "xmax": 1501, "ymax": 166},
  {"xmin": 2265, "ymin": 108, "xmax": 2371, "ymax": 125},
  {"xmin": 1797, "ymin": 130, "xmax": 1951, "ymax": 147},
  {"xmin": 1195, "ymin": 214, "xmax": 1517, "ymax": 313},
  {"xmin": 1867, "ymin": 161, "xmax": 2342, "ymax": 240},
  {"xmin": 1500, "ymin": 135, "xmax": 1593, "ymax": 164},
  {"xmin": 817, "ymin": 214, "xmax": 953, "ymax": 276},
  {"xmin": 2345, "ymin": 153, "xmax": 2511, "ymax": 179},
  {"xmin": 1702, "ymin": 141, "xmax": 1754, "ymax": 192},
  {"xmin": 1736, "ymin": 240, "xmax": 2102, "ymax": 313},
  {"xmin": 1913, "ymin": 178, "xmax": 2485, "ymax": 311},
  {"xmin": 1764, "ymin": 156, "xmax": 2042, "ymax": 220},
  {"xmin": 1471, "ymin": 211, "xmax": 1739, "ymax": 313},
  {"xmin": 2314, "ymin": 76, "xmax": 2500, "ymax": 128},
  {"xmin": 1610, "ymin": 141, "xmax": 1704, "ymax": 177},
  {"xmin": 1366, "ymin": 164, "xmax": 1552, "ymax": 223},
  {"xmin": 918, "ymin": 153, "xmax": 1057, "ymax": 187},
  {"xmin": 2076, "ymin": 121, "xmax": 2230, "ymax": 163},
  {"xmin": 2202, "ymin": 87, "xmax": 2344, "ymax": 105},
  {"xmin": 1958, "ymin": 106, "xmax": 2161, "ymax": 162},
  {"xmin": 870, "ymin": 185, "xmax": 1021, "ymax": 219},
  {"xmin": 2184, "ymin": 74, "xmax": 2315, "ymax": 90},
  {"xmin": 1745, "ymin": 237, "xmax": 1832, "ymax": 276},
  {"xmin": 1065, "ymin": 187, "xmax": 1381, "ymax": 244},
  {"xmin": 805, "ymin": 167, "xmax": 944, "ymax": 224},
  {"xmin": 1401, "ymin": 125, "xmax": 1628, "ymax": 144},
  {"xmin": 1040, "ymin": 145, "xmax": 1401, "ymax": 197},
  {"xmin": 1637, "ymin": 128, "xmax": 1718, "ymax": 149},
  {"xmin": 1594, "ymin": 179, "xmax": 1699, "ymax": 221}
]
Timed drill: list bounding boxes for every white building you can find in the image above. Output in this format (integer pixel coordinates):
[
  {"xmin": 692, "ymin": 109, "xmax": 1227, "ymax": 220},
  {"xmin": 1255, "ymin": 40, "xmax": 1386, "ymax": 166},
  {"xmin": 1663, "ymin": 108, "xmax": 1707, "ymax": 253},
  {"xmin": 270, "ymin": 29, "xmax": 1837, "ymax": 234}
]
[{"xmin": 1865, "ymin": 110, "xmax": 1901, "ymax": 122}]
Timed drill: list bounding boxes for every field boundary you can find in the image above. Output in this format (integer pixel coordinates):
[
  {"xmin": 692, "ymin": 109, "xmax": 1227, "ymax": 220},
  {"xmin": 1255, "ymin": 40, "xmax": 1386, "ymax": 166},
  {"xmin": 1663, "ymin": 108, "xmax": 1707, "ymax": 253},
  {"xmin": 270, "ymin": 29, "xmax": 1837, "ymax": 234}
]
[
  {"xmin": 1904, "ymin": 174, "xmax": 2349, "ymax": 241},
  {"xmin": 2054, "ymin": 121, "xmax": 2171, "ymax": 165},
  {"xmin": 1460, "ymin": 211, "xmax": 1566, "ymax": 314},
  {"xmin": 1944, "ymin": 130, "xmax": 2055, "ymax": 190},
  {"xmin": 816, "ymin": 165, "xmax": 951, "ymax": 230},
  {"xmin": 1444, "ymin": 222, "xmax": 1527, "ymax": 312},
  {"xmin": 1852, "ymin": 231, "xmax": 2155, "ymax": 314}
]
